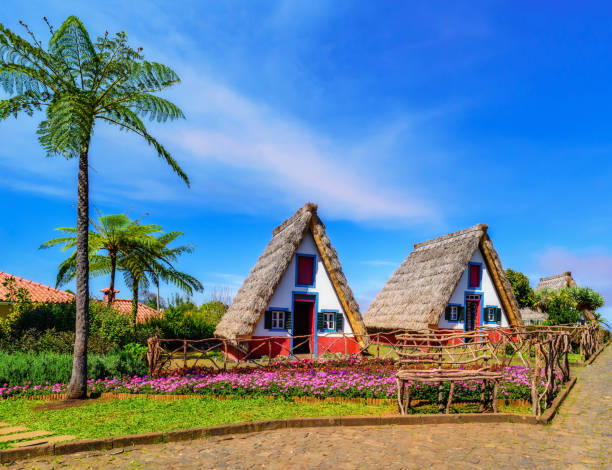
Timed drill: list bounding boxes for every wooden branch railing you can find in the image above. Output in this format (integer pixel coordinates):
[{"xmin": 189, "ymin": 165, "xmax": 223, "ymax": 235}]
[{"xmin": 146, "ymin": 333, "xmax": 374, "ymax": 376}]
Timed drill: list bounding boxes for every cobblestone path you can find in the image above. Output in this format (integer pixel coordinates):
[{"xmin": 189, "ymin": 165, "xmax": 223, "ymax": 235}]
[{"xmin": 9, "ymin": 347, "xmax": 612, "ymax": 469}]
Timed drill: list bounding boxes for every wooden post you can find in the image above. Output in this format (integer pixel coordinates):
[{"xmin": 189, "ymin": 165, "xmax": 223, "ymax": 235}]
[
  {"xmin": 406, "ymin": 384, "xmax": 411, "ymax": 411},
  {"xmin": 479, "ymin": 380, "xmax": 487, "ymax": 412},
  {"xmin": 492, "ymin": 380, "xmax": 499, "ymax": 413},
  {"xmin": 446, "ymin": 382, "xmax": 455, "ymax": 414},
  {"xmin": 183, "ymin": 340, "xmax": 187, "ymax": 369},
  {"xmin": 396, "ymin": 377, "xmax": 405, "ymax": 414}
]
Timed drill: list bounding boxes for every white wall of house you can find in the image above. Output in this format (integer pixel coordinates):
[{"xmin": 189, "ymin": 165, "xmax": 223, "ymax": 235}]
[
  {"xmin": 253, "ymin": 230, "xmax": 353, "ymax": 337},
  {"xmin": 438, "ymin": 247, "xmax": 509, "ymax": 329}
]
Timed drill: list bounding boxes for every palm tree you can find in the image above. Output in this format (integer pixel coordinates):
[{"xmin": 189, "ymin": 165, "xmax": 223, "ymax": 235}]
[
  {"xmin": 120, "ymin": 230, "xmax": 203, "ymax": 328},
  {"xmin": 41, "ymin": 212, "xmax": 163, "ymax": 305},
  {"xmin": 0, "ymin": 17, "xmax": 188, "ymax": 398}
]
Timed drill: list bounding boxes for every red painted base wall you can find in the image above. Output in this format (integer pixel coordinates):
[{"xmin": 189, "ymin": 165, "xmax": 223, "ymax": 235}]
[{"xmin": 242, "ymin": 335, "xmax": 361, "ymax": 358}]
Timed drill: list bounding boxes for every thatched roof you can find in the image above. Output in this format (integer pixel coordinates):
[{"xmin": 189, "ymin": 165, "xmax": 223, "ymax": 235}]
[
  {"xmin": 520, "ymin": 308, "xmax": 548, "ymax": 324},
  {"xmin": 535, "ymin": 271, "xmax": 577, "ymax": 291},
  {"xmin": 363, "ymin": 224, "xmax": 522, "ymax": 331},
  {"xmin": 215, "ymin": 203, "xmax": 366, "ymax": 345}
]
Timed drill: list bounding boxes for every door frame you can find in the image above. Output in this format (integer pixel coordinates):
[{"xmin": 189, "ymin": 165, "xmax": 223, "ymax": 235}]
[
  {"xmin": 463, "ymin": 292, "xmax": 482, "ymax": 333},
  {"xmin": 291, "ymin": 292, "xmax": 318, "ymax": 357}
]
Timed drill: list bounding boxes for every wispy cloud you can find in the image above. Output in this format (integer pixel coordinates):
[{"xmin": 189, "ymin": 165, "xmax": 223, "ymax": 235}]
[{"xmin": 164, "ymin": 74, "xmax": 439, "ymax": 223}]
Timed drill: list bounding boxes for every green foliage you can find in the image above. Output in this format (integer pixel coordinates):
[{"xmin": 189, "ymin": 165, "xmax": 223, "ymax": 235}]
[
  {"xmin": 0, "ymin": 16, "xmax": 188, "ymax": 183},
  {"xmin": 567, "ymin": 286, "xmax": 605, "ymax": 311},
  {"xmin": 143, "ymin": 299, "xmax": 227, "ymax": 340},
  {"xmin": 88, "ymin": 302, "xmax": 133, "ymax": 347},
  {"xmin": 536, "ymin": 288, "xmax": 582, "ymax": 325},
  {"xmin": 123, "ymin": 342, "xmax": 148, "ymax": 362},
  {"xmin": 0, "ymin": 397, "xmax": 393, "ymax": 442},
  {"xmin": 505, "ymin": 269, "xmax": 536, "ymax": 308},
  {"xmin": 536, "ymin": 286, "xmax": 606, "ymax": 325},
  {"xmin": 41, "ymin": 212, "xmax": 203, "ymax": 329},
  {"xmin": 0, "ymin": 351, "xmax": 147, "ymax": 387}
]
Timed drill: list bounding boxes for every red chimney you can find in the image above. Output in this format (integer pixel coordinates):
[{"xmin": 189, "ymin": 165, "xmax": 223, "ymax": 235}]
[{"xmin": 100, "ymin": 287, "xmax": 120, "ymax": 302}]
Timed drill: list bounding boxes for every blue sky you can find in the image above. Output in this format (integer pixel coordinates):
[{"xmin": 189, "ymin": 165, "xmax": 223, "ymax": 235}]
[{"xmin": 0, "ymin": 1, "xmax": 610, "ymax": 321}]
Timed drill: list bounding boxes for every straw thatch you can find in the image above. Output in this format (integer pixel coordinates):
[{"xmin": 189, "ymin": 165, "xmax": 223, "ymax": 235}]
[
  {"xmin": 520, "ymin": 308, "xmax": 548, "ymax": 325},
  {"xmin": 535, "ymin": 271, "xmax": 577, "ymax": 291},
  {"xmin": 363, "ymin": 224, "xmax": 522, "ymax": 332},
  {"xmin": 215, "ymin": 203, "xmax": 366, "ymax": 345}
]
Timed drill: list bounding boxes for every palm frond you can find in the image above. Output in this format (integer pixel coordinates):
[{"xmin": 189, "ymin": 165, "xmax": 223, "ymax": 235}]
[
  {"xmin": 37, "ymin": 91, "xmax": 94, "ymax": 158},
  {"xmin": 98, "ymin": 105, "xmax": 189, "ymax": 185},
  {"xmin": 48, "ymin": 16, "xmax": 98, "ymax": 89}
]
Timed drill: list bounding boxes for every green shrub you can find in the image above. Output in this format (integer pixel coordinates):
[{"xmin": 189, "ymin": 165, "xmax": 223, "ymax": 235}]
[
  {"xmin": 89, "ymin": 303, "xmax": 133, "ymax": 347},
  {"xmin": 0, "ymin": 351, "xmax": 147, "ymax": 387},
  {"xmin": 123, "ymin": 343, "xmax": 148, "ymax": 362}
]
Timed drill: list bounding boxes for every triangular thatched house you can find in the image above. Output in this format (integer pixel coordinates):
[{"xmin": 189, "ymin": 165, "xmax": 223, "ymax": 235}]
[
  {"xmin": 215, "ymin": 203, "xmax": 367, "ymax": 358},
  {"xmin": 531, "ymin": 271, "xmax": 594, "ymax": 322},
  {"xmin": 363, "ymin": 224, "xmax": 522, "ymax": 336},
  {"xmin": 535, "ymin": 271, "xmax": 577, "ymax": 291}
]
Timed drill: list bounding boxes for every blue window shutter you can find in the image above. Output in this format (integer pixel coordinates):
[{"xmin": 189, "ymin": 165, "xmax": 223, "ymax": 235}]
[
  {"xmin": 264, "ymin": 311, "xmax": 272, "ymax": 329},
  {"xmin": 335, "ymin": 312, "xmax": 344, "ymax": 332},
  {"xmin": 285, "ymin": 311, "xmax": 292, "ymax": 331},
  {"xmin": 444, "ymin": 306, "xmax": 451, "ymax": 320}
]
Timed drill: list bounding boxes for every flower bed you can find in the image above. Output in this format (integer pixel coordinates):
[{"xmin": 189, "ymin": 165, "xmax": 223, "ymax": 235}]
[{"xmin": 0, "ymin": 364, "xmax": 563, "ymax": 405}]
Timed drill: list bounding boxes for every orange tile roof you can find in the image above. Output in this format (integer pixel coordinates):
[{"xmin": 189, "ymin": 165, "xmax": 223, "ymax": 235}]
[
  {"xmin": 106, "ymin": 299, "xmax": 163, "ymax": 324},
  {"xmin": 0, "ymin": 271, "xmax": 75, "ymax": 304}
]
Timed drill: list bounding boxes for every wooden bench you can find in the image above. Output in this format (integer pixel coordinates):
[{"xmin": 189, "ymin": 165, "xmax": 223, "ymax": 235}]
[{"xmin": 395, "ymin": 330, "xmax": 503, "ymax": 414}]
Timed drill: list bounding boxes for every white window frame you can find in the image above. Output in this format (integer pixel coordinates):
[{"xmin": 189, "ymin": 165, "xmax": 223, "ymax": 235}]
[
  {"xmin": 323, "ymin": 311, "xmax": 335, "ymax": 331},
  {"xmin": 449, "ymin": 306, "xmax": 458, "ymax": 321},
  {"xmin": 487, "ymin": 308, "xmax": 496, "ymax": 323},
  {"xmin": 271, "ymin": 310, "xmax": 285, "ymax": 329}
]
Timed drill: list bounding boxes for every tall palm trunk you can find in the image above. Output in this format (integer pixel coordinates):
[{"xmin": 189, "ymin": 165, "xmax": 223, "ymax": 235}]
[
  {"xmin": 131, "ymin": 276, "xmax": 139, "ymax": 330},
  {"xmin": 108, "ymin": 251, "xmax": 117, "ymax": 306},
  {"xmin": 67, "ymin": 146, "xmax": 90, "ymax": 399}
]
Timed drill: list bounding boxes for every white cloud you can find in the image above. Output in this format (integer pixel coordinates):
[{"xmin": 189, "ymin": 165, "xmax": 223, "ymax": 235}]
[
  {"xmin": 0, "ymin": 69, "xmax": 443, "ymax": 225},
  {"xmin": 164, "ymin": 74, "xmax": 438, "ymax": 223}
]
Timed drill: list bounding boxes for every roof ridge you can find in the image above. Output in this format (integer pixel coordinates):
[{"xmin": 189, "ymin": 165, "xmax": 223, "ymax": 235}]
[
  {"xmin": 271, "ymin": 202, "xmax": 317, "ymax": 236},
  {"xmin": 539, "ymin": 271, "xmax": 572, "ymax": 281},
  {"xmin": 413, "ymin": 223, "xmax": 487, "ymax": 250},
  {"xmin": 0, "ymin": 270, "xmax": 73, "ymax": 295}
]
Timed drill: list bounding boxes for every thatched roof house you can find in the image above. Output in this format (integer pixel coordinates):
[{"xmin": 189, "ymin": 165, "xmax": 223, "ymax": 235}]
[
  {"xmin": 533, "ymin": 271, "xmax": 594, "ymax": 322},
  {"xmin": 363, "ymin": 224, "xmax": 522, "ymax": 332},
  {"xmin": 535, "ymin": 271, "xmax": 577, "ymax": 291},
  {"xmin": 520, "ymin": 307, "xmax": 548, "ymax": 325},
  {"xmin": 215, "ymin": 203, "xmax": 367, "ymax": 352}
]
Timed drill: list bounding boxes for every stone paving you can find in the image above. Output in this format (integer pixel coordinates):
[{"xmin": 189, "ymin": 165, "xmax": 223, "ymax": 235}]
[{"xmin": 7, "ymin": 346, "xmax": 612, "ymax": 469}]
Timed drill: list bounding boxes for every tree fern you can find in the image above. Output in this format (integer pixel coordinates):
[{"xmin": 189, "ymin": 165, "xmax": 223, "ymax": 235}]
[{"xmin": 0, "ymin": 16, "xmax": 188, "ymax": 398}]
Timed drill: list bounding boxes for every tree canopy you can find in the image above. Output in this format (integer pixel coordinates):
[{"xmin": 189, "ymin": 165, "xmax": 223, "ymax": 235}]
[{"xmin": 505, "ymin": 269, "xmax": 536, "ymax": 308}]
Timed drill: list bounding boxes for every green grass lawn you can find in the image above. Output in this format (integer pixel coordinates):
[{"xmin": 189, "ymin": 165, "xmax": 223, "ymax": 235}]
[
  {"xmin": 0, "ymin": 395, "xmax": 537, "ymax": 447},
  {"xmin": 0, "ymin": 397, "xmax": 394, "ymax": 446}
]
